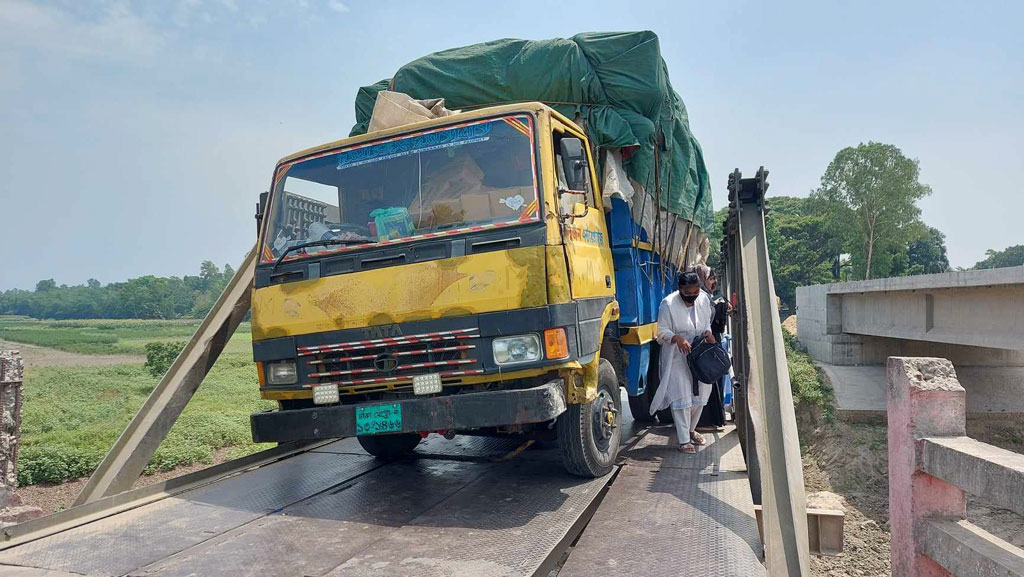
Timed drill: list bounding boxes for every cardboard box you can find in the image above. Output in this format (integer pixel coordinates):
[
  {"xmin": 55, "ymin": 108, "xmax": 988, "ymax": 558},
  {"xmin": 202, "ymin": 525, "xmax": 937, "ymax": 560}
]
[
  {"xmin": 409, "ymin": 198, "xmax": 463, "ymax": 229},
  {"xmin": 431, "ymin": 199, "xmax": 464, "ymax": 227},
  {"xmin": 461, "ymin": 194, "xmax": 492, "ymax": 221}
]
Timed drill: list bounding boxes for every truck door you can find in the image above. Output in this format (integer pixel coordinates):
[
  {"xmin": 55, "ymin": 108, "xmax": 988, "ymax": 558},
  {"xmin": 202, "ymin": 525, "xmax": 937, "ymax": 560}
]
[{"xmin": 551, "ymin": 124, "xmax": 616, "ymax": 300}]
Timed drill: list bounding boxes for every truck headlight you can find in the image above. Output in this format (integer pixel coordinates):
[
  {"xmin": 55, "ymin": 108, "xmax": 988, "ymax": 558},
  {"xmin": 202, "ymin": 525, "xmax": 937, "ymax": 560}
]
[
  {"xmin": 266, "ymin": 360, "xmax": 298, "ymax": 385},
  {"xmin": 492, "ymin": 334, "xmax": 541, "ymax": 365}
]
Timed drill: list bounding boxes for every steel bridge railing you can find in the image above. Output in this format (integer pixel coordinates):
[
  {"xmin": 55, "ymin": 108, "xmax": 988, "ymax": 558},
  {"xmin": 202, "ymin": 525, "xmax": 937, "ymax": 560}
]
[{"xmin": 723, "ymin": 167, "xmax": 811, "ymax": 576}]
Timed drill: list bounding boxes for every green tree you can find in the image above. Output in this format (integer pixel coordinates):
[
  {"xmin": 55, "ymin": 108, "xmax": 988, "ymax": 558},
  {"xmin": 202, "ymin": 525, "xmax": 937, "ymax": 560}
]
[
  {"xmin": 812, "ymin": 142, "xmax": 931, "ymax": 280},
  {"xmin": 705, "ymin": 206, "xmax": 728, "ymax": 273},
  {"xmin": 703, "ymin": 196, "xmax": 834, "ymax": 311},
  {"xmin": 905, "ymin": 226, "xmax": 950, "ymax": 275},
  {"xmin": 199, "ymin": 261, "xmax": 221, "ymax": 291},
  {"xmin": 767, "ymin": 198, "xmax": 834, "ymax": 311},
  {"xmin": 35, "ymin": 279, "xmax": 57, "ymax": 292},
  {"xmin": 974, "ymin": 245, "xmax": 1024, "ymax": 269}
]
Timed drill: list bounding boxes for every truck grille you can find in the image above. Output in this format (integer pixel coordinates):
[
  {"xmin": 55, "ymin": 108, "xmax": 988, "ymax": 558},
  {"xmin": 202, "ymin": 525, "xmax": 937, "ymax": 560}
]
[{"xmin": 297, "ymin": 328, "xmax": 483, "ymax": 394}]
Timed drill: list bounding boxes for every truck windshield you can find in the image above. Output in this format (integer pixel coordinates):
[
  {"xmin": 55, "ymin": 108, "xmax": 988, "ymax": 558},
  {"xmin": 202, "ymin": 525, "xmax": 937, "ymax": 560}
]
[{"xmin": 261, "ymin": 114, "xmax": 540, "ymax": 264}]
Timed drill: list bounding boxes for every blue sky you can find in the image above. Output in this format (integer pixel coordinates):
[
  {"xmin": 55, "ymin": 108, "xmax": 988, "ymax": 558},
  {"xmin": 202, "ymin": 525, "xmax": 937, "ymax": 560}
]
[{"xmin": 1, "ymin": 0, "xmax": 1021, "ymax": 290}]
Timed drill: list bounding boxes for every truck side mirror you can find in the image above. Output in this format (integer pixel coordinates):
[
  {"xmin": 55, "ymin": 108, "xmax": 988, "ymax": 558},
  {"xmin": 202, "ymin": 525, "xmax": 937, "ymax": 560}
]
[
  {"xmin": 559, "ymin": 138, "xmax": 588, "ymax": 193},
  {"xmin": 256, "ymin": 191, "xmax": 268, "ymax": 235}
]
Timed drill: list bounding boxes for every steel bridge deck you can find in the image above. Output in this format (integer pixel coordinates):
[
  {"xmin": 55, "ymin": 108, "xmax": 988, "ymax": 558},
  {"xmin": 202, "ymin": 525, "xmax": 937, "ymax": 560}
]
[
  {"xmin": 559, "ymin": 425, "xmax": 765, "ymax": 577},
  {"xmin": 0, "ymin": 414, "xmax": 764, "ymax": 577}
]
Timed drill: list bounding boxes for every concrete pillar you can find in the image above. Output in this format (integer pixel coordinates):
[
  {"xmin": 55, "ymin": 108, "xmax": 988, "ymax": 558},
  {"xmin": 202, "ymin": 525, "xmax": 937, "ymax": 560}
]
[
  {"xmin": 0, "ymin": 351, "xmax": 24, "ymax": 495},
  {"xmin": 887, "ymin": 357, "xmax": 967, "ymax": 577},
  {"xmin": 826, "ymin": 294, "xmax": 843, "ymax": 334},
  {"xmin": 0, "ymin": 351, "xmax": 42, "ymax": 525}
]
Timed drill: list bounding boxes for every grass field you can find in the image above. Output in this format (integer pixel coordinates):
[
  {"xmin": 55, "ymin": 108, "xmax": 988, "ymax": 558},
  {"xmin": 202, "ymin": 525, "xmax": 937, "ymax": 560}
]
[
  {"xmin": 0, "ymin": 316, "xmax": 252, "ymax": 355},
  {"xmin": 1, "ymin": 317, "xmax": 272, "ymax": 485}
]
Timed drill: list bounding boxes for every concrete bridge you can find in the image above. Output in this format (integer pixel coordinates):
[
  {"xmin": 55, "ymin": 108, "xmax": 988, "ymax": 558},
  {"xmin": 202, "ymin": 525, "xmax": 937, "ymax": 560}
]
[{"xmin": 796, "ymin": 267, "xmax": 1024, "ymax": 418}]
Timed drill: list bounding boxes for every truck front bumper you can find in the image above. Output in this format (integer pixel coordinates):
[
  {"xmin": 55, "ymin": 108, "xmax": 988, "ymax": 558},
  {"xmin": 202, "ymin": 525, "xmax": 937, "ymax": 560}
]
[{"xmin": 250, "ymin": 380, "xmax": 567, "ymax": 442}]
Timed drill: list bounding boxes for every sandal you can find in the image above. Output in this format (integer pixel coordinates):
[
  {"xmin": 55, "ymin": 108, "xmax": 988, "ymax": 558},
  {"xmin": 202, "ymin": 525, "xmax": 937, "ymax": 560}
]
[
  {"xmin": 679, "ymin": 443, "xmax": 697, "ymax": 454},
  {"xmin": 690, "ymin": 431, "xmax": 707, "ymax": 445}
]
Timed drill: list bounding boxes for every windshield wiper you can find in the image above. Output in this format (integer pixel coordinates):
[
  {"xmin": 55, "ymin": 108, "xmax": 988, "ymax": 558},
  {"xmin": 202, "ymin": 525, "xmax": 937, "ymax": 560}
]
[{"xmin": 273, "ymin": 238, "xmax": 375, "ymax": 271}]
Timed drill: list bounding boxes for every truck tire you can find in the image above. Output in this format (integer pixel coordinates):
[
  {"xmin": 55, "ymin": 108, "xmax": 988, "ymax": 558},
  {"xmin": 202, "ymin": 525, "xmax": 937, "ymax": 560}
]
[
  {"xmin": 357, "ymin": 433, "xmax": 421, "ymax": 459},
  {"xmin": 557, "ymin": 359, "xmax": 621, "ymax": 477}
]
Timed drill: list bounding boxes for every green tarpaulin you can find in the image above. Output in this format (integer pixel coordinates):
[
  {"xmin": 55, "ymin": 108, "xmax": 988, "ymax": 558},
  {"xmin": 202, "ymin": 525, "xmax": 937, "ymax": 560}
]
[{"xmin": 349, "ymin": 31, "xmax": 713, "ymax": 231}]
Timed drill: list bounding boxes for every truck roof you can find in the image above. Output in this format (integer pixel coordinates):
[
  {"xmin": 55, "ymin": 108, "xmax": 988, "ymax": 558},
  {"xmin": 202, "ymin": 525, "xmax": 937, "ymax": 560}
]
[{"xmin": 276, "ymin": 101, "xmax": 563, "ymax": 167}]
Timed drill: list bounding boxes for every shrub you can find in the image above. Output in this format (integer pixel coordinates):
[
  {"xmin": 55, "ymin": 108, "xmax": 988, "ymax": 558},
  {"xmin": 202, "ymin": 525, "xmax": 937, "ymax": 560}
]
[
  {"xmin": 144, "ymin": 341, "xmax": 187, "ymax": 377},
  {"xmin": 18, "ymin": 445, "xmax": 103, "ymax": 485},
  {"xmin": 782, "ymin": 327, "xmax": 835, "ymax": 420}
]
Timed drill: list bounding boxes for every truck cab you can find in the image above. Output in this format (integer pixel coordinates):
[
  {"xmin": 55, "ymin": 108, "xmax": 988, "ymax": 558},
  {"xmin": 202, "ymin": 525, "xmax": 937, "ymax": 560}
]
[{"xmin": 249, "ymin": 103, "xmax": 645, "ymax": 477}]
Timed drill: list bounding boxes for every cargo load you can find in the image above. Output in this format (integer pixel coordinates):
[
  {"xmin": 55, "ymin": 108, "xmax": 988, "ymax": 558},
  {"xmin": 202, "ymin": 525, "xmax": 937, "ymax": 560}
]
[{"xmin": 349, "ymin": 31, "xmax": 713, "ymax": 266}]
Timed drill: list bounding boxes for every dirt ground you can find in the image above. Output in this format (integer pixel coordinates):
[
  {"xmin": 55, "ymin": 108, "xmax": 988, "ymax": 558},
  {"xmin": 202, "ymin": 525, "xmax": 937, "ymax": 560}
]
[
  {"xmin": 782, "ymin": 315, "xmax": 798, "ymax": 335},
  {"xmin": 798, "ymin": 407, "xmax": 1024, "ymax": 576},
  {"xmin": 800, "ymin": 411, "xmax": 891, "ymax": 576},
  {"xmin": 0, "ymin": 339, "xmax": 143, "ymax": 367}
]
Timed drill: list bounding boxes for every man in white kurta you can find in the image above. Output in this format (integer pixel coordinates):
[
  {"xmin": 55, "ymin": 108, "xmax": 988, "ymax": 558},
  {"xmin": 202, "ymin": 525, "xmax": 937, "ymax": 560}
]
[{"xmin": 651, "ymin": 274, "xmax": 715, "ymax": 452}]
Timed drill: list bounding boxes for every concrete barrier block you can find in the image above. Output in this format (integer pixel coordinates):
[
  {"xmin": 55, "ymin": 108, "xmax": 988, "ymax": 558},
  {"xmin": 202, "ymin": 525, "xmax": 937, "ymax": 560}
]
[
  {"xmin": 888, "ymin": 357, "xmax": 967, "ymax": 577},
  {"xmin": 916, "ymin": 519, "xmax": 1024, "ymax": 577},
  {"xmin": 918, "ymin": 436, "xmax": 1024, "ymax": 518}
]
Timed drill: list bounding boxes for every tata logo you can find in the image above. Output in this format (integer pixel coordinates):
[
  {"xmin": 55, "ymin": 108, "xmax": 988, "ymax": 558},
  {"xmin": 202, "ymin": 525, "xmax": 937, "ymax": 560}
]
[
  {"xmin": 364, "ymin": 325, "xmax": 402, "ymax": 339},
  {"xmin": 373, "ymin": 354, "xmax": 399, "ymax": 373}
]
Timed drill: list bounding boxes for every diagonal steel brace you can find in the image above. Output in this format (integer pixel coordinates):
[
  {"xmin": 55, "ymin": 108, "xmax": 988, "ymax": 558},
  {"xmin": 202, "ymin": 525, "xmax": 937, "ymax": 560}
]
[{"xmin": 74, "ymin": 247, "xmax": 257, "ymax": 506}]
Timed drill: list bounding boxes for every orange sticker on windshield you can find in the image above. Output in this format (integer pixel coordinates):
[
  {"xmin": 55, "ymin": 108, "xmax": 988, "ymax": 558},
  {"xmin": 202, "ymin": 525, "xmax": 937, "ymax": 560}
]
[{"xmin": 502, "ymin": 116, "xmax": 533, "ymax": 138}]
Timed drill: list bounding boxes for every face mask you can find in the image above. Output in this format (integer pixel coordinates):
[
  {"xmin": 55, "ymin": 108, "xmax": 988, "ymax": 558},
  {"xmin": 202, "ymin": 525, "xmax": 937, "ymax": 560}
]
[{"xmin": 681, "ymin": 293, "xmax": 698, "ymax": 304}]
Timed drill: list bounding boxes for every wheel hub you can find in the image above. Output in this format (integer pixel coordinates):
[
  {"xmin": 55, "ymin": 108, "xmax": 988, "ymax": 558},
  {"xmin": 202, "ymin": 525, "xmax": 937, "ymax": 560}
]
[{"xmin": 591, "ymin": 390, "xmax": 619, "ymax": 447}]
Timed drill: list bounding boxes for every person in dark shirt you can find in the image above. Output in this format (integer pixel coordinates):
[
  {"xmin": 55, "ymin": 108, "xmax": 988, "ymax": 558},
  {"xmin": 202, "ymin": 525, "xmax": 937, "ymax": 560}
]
[{"xmin": 696, "ymin": 265, "xmax": 729, "ymax": 430}]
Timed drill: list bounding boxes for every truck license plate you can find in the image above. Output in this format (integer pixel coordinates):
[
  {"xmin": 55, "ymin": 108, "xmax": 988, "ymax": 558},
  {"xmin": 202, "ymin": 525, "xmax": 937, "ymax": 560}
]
[{"xmin": 355, "ymin": 403, "xmax": 402, "ymax": 435}]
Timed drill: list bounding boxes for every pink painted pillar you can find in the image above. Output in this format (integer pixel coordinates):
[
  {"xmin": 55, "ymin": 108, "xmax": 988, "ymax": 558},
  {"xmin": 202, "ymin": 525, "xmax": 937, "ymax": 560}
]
[{"xmin": 887, "ymin": 357, "xmax": 967, "ymax": 577}]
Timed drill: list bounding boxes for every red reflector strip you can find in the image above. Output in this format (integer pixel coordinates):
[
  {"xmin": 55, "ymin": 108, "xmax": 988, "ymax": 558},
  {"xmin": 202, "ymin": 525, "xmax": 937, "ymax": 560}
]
[
  {"xmin": 439, "ymin": 369, "xmax": 484, "ymax": 377},
  {"xmin": 310, "ymin": 358, "xmax": 474, "ymax": 378},
  {"xmin": 307, "ymin": 369, "xmax": 486, "ymax": 388},
  {"xmin": 392, "ymin": 344, "xmax": 475, "ymax": 356},
  {"xmin": 394, "ymin": 359, "xmax": 474, "ymax": 371},
  {"xmin": 297, "ymin": 329, "xmax": 479, "ymax": 357},
  {"xmin": 308, "ymin": 367, "xmax": 378, "ymax": 378},
  {"xmin": 307, "ymin": 344, "xmax": 476, "ymax": 366}
]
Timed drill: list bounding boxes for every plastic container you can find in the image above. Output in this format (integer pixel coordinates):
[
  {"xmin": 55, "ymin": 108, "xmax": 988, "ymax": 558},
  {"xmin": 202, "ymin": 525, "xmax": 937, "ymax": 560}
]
[{"xmin": 370, "ymin": 207, "xmax": 415, "ymax": 241}]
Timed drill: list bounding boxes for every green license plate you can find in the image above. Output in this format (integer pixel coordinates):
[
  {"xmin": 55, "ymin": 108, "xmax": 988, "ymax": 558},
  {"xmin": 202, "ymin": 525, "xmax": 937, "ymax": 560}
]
[{"xmin": 355, "ymin": 403, "xmax": 403, "ymax": 435}]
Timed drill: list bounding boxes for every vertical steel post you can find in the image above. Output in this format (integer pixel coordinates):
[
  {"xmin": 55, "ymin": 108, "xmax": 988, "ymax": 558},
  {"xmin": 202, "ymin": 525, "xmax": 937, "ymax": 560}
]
[
  {"xmin": 725, "ymin": 170, "xmax": 761, "ymax": 503},
  {"xmin": 732, "ymin": 167, "xmax": 810, "ymax": 576},
  {"xmin": 74, "ymin": 247, "xmax": 257, "ymax": 505}
]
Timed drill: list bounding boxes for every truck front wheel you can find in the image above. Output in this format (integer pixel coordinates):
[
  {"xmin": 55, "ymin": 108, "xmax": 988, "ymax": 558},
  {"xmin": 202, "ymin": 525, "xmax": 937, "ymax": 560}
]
[
  {"xmin": 557, "ymin": 359, "xmax": 621, "ymax": 477},
  {"xmin": 357, "ymin": 433, "xmax": 421, "ymax": 459}
]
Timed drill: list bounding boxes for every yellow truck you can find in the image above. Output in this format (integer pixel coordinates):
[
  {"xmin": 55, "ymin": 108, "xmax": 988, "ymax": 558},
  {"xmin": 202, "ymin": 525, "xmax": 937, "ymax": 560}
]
[{"xmin": 248, "ymin": 33, "xmax": 713, "ymax": 477}]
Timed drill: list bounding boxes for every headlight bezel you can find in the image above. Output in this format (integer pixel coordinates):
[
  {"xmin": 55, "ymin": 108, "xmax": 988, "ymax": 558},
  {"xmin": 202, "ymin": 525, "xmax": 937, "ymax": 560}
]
[
  {"xmin": 265, "ymin": 360, "xmax": 298, "ymax": 385},
  {"xmin": 492, "ymin": 333, "xmax": 543, "ymax": 366}
]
